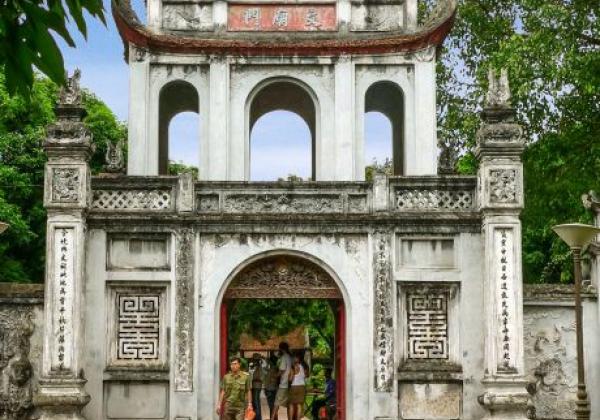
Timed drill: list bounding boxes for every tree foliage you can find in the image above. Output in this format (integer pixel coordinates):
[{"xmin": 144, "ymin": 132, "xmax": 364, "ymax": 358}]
[
  {"xmin": 228, "ymin": 299, "xmax": 335, "ymax": 359},
  {"xmin": 433, "ymin": 0, "xmax": 600, "ymax": 282},
  {"xmin": 0, "ymin": 75, "xmax": 126, "ymax": 282},
  {"xmin": 0, "ymin": 0, "xmax": 105, "ymax": 96}
]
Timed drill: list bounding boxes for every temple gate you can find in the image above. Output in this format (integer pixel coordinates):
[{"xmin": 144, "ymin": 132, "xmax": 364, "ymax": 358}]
[{"xmin": 30, "ymin": 0, "xmax": 545, "ymax": 419}]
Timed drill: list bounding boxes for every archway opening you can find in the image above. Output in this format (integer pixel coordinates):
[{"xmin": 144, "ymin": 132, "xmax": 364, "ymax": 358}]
[
  {"xmin": 158, "ymin": 80, "xmax": 199, "ymax": 175},
  {"xmin": 365, "ymin": 81, "xmax": 404, "ymax": 176},
  {"xmin": 364, "ymin": 111, "xmax": 393, "ymax": 180},
  {"xmin": 220, "ymin": 255, "xmax": 345, "ymax": 420},
  {"xmin": 249, "ymin": 81, "xmax": 316, "ymax": 181}
]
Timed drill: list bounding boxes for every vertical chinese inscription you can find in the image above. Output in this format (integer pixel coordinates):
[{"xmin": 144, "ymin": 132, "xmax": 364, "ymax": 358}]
[
  {"xmin": 407, "ymin": 291, "xmax": 448, "ymax": 359},
  {"xmin": 52, "ymin": 228, "xmax": 74, "ymax": 372},
  {"xmin": 117, "ymin": 294, "xmax": 160, "ymax": 360},
  {"xmin": 496, "ymin": 228, "xmax": 516, "ymax": 372},
  {"xmin": 373, "ymin": 233, "xmax": 393, "ymax": 392},
  {"xmin": 175, "ymin": 229, "xmax": 194, "ymax": 392}
]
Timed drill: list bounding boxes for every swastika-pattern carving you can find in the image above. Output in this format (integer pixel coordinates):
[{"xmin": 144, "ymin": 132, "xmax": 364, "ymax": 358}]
[
  {"xmin": 407, "ymin": 291, "xmax": 448, "ymax": 359},
  {"xmin": 117, "ymin": 295, "xmax": 160, "ymax": 360}
]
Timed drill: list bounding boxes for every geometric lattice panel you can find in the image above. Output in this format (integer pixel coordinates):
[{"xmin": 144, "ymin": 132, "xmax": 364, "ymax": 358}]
[
  {"xmin": 406, "ymin": 291, "xmax": 449, "ymax": 359},
  {"xmin": 117, "ymin": 294, "xmax": 160, "ymax": 360},
  {"xmin": 107, "ymin": 285, "xmax": 167, "ymax": 370}
]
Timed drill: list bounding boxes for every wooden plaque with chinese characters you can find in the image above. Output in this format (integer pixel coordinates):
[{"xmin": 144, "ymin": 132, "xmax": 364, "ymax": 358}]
[{"xmin": 228, "ymin": 4, "xmax": 337, "ymax": 32}]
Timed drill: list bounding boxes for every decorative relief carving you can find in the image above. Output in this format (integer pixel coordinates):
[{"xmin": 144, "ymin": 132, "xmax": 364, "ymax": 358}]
[
  {"xmin": 495, "ymin": 228, "xmax": 516, "ymax": 372},
  {"xmin": 224, "ymin": 255, "xmax": 341, "ymax": 299},
  {"xmin": 52, "ymin": 228, "xmax": 74, "ymax": 372},
  {"xmin": 395, "ymin": 189, "xmax": 474, "ymax": 210},
  {"xmin": 373, "ymin": 233, "xmax": 393, "ymax": 392},
  {"xmin": 131, "ymin": 46, "xmax": 147, "ymax": 62},
  {"xmin": 524, "ymin": 308, "xmax": 577, "ymax": 419},
  {"xmin": 223, "ymin": 193, "xmax": 343, "ymax": 213},
  {"xmin": 489, "ymin": 169, "xmax": 517, "ymax": 204},
  {"xmin": 117, "ymin": 294, "xmax": 160, "ymax": 361},
  {"xmin": 406, "ymin": 291, "xmax": 449, "ymax": 359},
  {"xmin": 92, "ymin": 190, "xmax": 172, "ymax": 210},
  {"xmin": 0, "ymin": 307, "xmax": 34, "ymax": 420},
  {"xmin": 51, "ymin": 168, "xmax": 80, "ymax": 203},
  {"xmin": 414, "ymin": 46, "xmax": 436, "ymax": 62},
  {"xmin": 163, "ymin": 4, "xmax": 212, "ymax": 31},
  {"xmin": 197, "ymin": 194, "xmax": 220, "ymax": 212},
  {"xmin": 175, "ymin": 229, "xmax": 194, "ymax": 392},
  {"xmin": 347, "ymin": 194, "xmax": 369, "ymax": 213}
]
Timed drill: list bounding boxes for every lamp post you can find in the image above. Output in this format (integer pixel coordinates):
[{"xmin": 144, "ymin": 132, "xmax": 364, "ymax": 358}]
[{"xmin": 552, "ymin": 223, "xmax": 600, "ymax": 420}]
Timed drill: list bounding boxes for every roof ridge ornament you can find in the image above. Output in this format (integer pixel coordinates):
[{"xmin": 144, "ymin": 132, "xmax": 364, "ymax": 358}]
[{"xmin": 485, "ymin": 68, "xmax": 511, "ymax": 109}]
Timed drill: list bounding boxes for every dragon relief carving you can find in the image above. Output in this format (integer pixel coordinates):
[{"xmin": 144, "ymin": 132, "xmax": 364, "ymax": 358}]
[
  {"xmin": 51, "ymin": 168, "xmax": 80, "ymax": 203},
  {"xmin": 0, "ymin": 308, "xmax": 34, "ymax": 420},
  {"xmin": 223, "ymin": 193, "xmax": 343, "ymax": 213},
  {"xmin": 524, "ymin": 309, "xmax": 577, "ymax": 419},
  {"xmin": 489, "ymin": 169, "xmax": 517, "ymax": 204}
]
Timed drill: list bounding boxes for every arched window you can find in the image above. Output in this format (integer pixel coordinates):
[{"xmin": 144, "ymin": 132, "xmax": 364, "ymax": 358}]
[
  {"xmin": 158, "ymin": 80, "xmax": 199, "ymax": 175},
  {"xmin": 364, "ymin": 81, "xmax": 404, "ymax": 175},
  {"xmin": 248, "ymin": 81, "xmax": 316, "ymax": 181}
]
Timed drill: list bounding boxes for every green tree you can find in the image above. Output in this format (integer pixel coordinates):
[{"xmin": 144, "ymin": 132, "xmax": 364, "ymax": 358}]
[
  {"xmin": 0, "ymin": 75, "xmax": 126, "ymax": 282},
  {"xmin": 0, "ymin": 0, "xmax": 105, "ymax": 96},
  {"xmin": 228, "ymin": 299, "xmax": 335, "ymax": 359},
  {"xmin": 432, "ymin": 0, "xmax": 600, "ymax": 282}
]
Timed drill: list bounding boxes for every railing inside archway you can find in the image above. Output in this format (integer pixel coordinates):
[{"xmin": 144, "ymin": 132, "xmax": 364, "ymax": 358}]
[{"xmin": 223, "ymin": 255, "xmax": 343, "ymax": 300}]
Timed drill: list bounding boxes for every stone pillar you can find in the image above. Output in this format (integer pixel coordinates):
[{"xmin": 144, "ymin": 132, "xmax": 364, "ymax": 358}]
[
  {"xmin": 582, "ymin": 192, "xmax": 600, "ymax": 291},
  {"xmin": 476, "ymin": 69, "xmax": 529, "ymax": 419},
  {"xmin": 34, "ymin": 70, "xmax": 92, "ymax": 419}
]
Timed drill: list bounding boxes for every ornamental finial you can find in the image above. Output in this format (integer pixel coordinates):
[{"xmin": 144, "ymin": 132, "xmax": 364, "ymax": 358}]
[
  {"xmin": 485, "ymin": 68, "xmax": 511, "ymax": 108},
  {"xmin": 59, "ymin": 69, "xmax": 82, "ymax": 106}
]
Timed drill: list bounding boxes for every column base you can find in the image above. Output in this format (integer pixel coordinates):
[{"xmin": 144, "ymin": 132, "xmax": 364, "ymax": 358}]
[
  {"xmin": 33, "ymin": 377, "xmax": 90, "ymax": 420},
  {"xmin": 478, "ymin": 378, "xmax": 530, "ymax": 420}
]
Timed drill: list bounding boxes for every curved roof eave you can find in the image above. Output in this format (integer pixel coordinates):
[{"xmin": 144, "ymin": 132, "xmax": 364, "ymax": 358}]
[{"xmin": 112, "ymin": 0, "xmax": 456, "ymax": 58}]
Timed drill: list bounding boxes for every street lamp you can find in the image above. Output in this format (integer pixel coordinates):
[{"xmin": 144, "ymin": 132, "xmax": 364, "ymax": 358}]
[
  {"xmin": 0, "ymin": 222, "xmax": 8, "ymax": 234},
  {"xmin": 552, "ymin": 223, "xmax": 600, "ymax": 420}
]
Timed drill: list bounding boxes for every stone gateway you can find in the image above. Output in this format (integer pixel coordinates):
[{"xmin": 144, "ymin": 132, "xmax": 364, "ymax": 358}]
[{"xmin": 15, "ymin": 0, "xmax": 600, "ymax": 419}]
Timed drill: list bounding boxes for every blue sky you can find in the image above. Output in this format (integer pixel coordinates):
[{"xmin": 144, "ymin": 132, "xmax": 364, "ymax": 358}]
[{"xmin": 59, "ymin": 0, "xmax": 391, "ymax": 180}]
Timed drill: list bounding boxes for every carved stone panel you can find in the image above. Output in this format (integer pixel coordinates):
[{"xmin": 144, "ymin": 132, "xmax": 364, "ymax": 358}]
[
  {"xmin": 51, "ymin": 168, "xmax": 80, "ymax": 203},
  {"xmin": 224, "ymin": 255, "xmax": 341, "ymax": 299},
  {"xmin": 394, "ymin": 189, "xmax": 475, "ymax": 211},
  {"xmin": 0, "ymin": 307, "xmax": 34, "ymax": 419},
  {"xmin": 373, "ymin": 233, "xmax": 393, "ymax": 392},
  {"xmin": 489, "ymin": 169, "xmax": 517, "ymax": 204},
  {"xmin": 174, "ymin": 229, "xmax": 194, "ymax": 392},
  {"xmin": 162, "ymin": 4, "xmax": 213, "ymax": 31},
  {"xmin": 222, "ymin": 193, "xmax": 344, "ymax": 214},
  {"xmin": 494, "ymin": 228, "xmax": 517, "ymax": 373},
  {"xmin": 107, "ymin": 285, "xmax": 168, "ymax": 370},
  {"xmin": 524, "ymin": 307, "xmax": 577, "ymax": 419},
  {"xmin": 406, "ymin": 290, "xmax": 449, "ymax": 359},
  {"xmin": 92, "ymin": 189, "xmax": 172, "ymax": 211},
  {"xmin": 51, "ymin": 227, "xmax": 75, "ymax": 373}
]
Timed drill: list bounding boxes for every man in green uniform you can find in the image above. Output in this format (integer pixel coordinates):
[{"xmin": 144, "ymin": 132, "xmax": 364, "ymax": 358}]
[{"xmin": 217, "ymin": 357, "xmax": 253, "ymax": 420}]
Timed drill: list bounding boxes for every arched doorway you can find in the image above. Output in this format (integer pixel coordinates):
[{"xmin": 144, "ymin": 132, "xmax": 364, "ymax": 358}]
[{"xmin": 220, "ymin": 255, "xmax": 346, "ymax": 420}]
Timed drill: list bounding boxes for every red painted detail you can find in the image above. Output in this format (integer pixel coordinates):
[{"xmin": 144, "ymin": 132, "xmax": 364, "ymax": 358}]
[
  {"xmin": 111, "ymin": 0, "xmax": 456, "ymax": 57},
  {"xmin": 335, "ymin": 302, "xmax": 346, "ymax": 420},
  {"xmin": 220, "ymin": 302, "xmax": 228, "ymax": 379},
  {"xmin": 228, "ymin": 4, "xmax": 337, "ymax": 32}
]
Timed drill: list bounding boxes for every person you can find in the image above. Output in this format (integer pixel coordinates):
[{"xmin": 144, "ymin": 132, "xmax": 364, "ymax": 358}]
[
  {"xmin": 311, "ymin": 368, "xmax": 336, "ymax": 420},
  {"xmin": 271, "ymin": 342, "xmax": 292, "ymax": 420},
  {"xmin": 264, "ymin": 355, "xmax": 279, "ymax": 418},
  {"xmin": 288, "ymin": 352, "xmax": 309, "ymax": 420},
  {"xmin": 250, "ymin": 353, "xmax": 264, "ymax": 420},
  {"xmin": 217, "ymin": 357, "xmax": 253, "ymax": 420}
]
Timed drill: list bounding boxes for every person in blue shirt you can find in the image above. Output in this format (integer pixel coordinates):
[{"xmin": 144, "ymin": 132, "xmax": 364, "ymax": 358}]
[{"xmin": 311, "ymin": 368, "xmax": 336, "ymax": 420}]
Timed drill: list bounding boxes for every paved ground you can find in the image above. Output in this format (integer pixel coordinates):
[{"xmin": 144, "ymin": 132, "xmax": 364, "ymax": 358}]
[{"xmin": 258, "ymin": 392, "xmax": 310, "ymax": 420}]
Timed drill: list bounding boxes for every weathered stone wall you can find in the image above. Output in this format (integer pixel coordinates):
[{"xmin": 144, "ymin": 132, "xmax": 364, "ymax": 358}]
[
  {"xmin": 0, "ymin": 283, "xmax": 44, "ymax": 420},
  {"xmin": 523, "ymin": 284, "xmax": 600, "ymax": 420}
]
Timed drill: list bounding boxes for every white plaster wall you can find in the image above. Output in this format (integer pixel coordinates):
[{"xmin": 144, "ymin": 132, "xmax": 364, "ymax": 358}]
[
  {"xmin": 197, "ymin": 233, "xmax": 372, "ymax": 420},
  {"xmin": 229, "ymin": 65, "xmax": 335, "ymax": 180},
  {"xmin": 128, "ymin": 53, "xmax": 438, "ymax": 180}
]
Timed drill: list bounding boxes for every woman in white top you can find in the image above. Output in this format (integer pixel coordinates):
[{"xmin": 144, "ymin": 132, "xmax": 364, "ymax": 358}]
[{"xmin": 288, "ymin": 353, "xmax": 309, "ymax": 420}]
